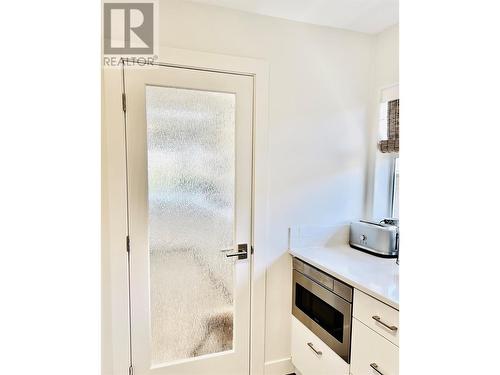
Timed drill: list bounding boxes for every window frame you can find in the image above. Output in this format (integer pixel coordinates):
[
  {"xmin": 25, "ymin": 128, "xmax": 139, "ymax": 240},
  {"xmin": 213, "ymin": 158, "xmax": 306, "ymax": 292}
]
[{"xmin": 389, "ymin": 155, "xmax": 399, "ymax": 218}]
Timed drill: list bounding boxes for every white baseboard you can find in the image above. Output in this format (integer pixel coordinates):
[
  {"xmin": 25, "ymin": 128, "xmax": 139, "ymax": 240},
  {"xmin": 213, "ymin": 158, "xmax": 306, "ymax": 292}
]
[{"xmin": 264, "ymin": 357, "xmax": 295, "ymax": 375}]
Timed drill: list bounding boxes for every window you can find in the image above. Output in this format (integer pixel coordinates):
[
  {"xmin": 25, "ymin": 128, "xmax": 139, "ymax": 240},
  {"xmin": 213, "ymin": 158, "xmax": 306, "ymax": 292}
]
[
  {"xmin": 372, "ymin": 85, "xmax": 399, "ymax": 220},
  {"xmin": 391, "ymin": 157, "xmax": 399, "ymax": 218},
  {"xmin": 373, "ymin": 99, "xmax": 399, "ymax": 220}
]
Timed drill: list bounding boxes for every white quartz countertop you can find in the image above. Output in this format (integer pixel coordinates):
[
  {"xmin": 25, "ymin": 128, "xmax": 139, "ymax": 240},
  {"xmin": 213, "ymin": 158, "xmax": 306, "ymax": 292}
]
[{"xmin": 289, "ymin": 245, "xmax": 399, "ymax": 309}]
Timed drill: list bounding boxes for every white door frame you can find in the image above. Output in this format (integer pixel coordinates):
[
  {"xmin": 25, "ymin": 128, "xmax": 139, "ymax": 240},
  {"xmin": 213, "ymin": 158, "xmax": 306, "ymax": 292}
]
[{"xmin": 102, "ymin": 47, "xmax": 269, "ymax": 375}]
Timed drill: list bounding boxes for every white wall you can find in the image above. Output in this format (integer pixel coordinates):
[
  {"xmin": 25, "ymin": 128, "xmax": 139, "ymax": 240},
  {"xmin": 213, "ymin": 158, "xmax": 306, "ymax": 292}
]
[
  {"xmin": 374, "ymin": 25, "xmax": 399, "ymax": 90},
  {"xmin": 103, "ymin": 1, "xmax": 398, "ymax": 372},
  {"xmin": 101, "ymin": 104, "xmax": 113, "ymax": 375},
  {"xmin": 367, "ymin": 24, "xmax": 399, "ymax": 219}
]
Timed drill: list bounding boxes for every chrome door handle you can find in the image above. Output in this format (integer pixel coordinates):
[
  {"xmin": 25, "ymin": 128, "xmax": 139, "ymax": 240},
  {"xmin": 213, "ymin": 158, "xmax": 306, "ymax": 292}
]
[
  {"xmin": 370, "ymin": 363, "xmax": 384, "ymax": 374},
  {"xmin": 307, "ymin": 342, "xmax": 322, "ymax": 356},
  {"xmin": 372, "ymin": 316, "xmax": 398, "ymax": 331},
  {"xmin": 224, "ymin": 243, "xmax": 248, "ymax": 260},
  {"xmin": 225, "ymin": 251, "xmax": 247, "ymax": 258}
]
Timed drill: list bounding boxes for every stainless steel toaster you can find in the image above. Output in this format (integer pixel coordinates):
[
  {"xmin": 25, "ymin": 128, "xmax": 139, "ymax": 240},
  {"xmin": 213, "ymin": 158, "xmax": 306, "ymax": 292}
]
[{"xmin": 349, "ymin": 220, "xmax": 398, "ymax": 258}]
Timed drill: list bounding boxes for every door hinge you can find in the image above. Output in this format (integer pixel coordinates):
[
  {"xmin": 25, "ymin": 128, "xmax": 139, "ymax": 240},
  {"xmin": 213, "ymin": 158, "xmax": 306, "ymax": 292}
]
[
  {"xmin": 126, "ymin": 235, "xmax": 130, "ymax": 253},
  {"xmin": 122, "ymin": 93, "xmax": 127, "ymax": 112},
  {"xmin": 128, "ymin": 365, "xmax": 134, "ymax": 375}
]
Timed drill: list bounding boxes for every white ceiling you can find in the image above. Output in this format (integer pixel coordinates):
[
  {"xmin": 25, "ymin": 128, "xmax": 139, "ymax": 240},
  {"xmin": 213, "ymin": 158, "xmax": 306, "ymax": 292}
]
[{"xmin": 187, "ymin": 0, "xmax": 398, "ymax": 34}]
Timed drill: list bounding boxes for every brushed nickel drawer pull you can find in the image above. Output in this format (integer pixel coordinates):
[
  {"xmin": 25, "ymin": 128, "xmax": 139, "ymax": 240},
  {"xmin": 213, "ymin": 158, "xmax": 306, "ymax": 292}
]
[
  {"xmin": 370, "ymin": 363, "xmax": 384, "ymax": 374},
  {"xmin": 372, "ymin": 315, "xmax": 398, "ymax": 331},
  {"xmin": 307, "ymin": 342, "xmax": 322, "ymax": 356}
]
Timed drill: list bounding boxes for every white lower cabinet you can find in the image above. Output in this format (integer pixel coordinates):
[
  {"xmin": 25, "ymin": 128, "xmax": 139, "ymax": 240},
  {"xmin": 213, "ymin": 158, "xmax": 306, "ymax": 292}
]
[
  {"xmin": 291, "ymin": 316, "xmax": 349, "ymax": 375},
  {"xmin": 350, "ymin": 318, "xmax": 399, "ymax": 375},
  {"xmin": 353, "ymin": 290, "xmax": 399, "ymax": 346}
]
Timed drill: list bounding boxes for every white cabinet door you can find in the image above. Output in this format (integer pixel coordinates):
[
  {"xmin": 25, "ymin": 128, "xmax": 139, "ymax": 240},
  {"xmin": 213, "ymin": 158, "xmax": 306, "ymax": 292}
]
[
  {"xmin": 291, "ymin": 317, "xmax": 349, "ymax": 375},
  {"xmin": 350, "ymin": 318, "xmax": 399, "ymax": 375}
]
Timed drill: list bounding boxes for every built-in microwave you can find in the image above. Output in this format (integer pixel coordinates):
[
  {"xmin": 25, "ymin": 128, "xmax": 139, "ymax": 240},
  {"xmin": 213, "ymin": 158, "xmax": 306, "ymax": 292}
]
[{"xmin": 292, "ymin": 257, "xmax": 353, "ymax": 363}]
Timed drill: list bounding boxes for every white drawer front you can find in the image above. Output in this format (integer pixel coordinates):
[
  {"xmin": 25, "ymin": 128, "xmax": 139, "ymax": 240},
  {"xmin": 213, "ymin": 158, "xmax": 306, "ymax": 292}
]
[
  {"xmin": 353, "ymin": 290, "xmax": 399, "ymax": 346},
  {"xmin": 351, "ymin": 318, "xmax": 399, "ymax": 375},
  {"xmin": 291, "ymin": 316, "xmax": 349, "ymax": 375}
]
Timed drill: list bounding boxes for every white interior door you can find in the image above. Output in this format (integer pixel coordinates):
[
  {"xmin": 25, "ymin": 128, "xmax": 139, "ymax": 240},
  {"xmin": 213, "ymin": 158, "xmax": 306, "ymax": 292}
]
[{"xmin": 124, "ymin": 62, "xmax": 253, "ymax": 375}]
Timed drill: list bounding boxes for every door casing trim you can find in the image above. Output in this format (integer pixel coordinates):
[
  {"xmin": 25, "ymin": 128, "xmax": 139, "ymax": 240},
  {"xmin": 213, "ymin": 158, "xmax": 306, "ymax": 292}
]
[{"xmin": 102, "ymin": 47, "xmax": 270, "ymax": 375}]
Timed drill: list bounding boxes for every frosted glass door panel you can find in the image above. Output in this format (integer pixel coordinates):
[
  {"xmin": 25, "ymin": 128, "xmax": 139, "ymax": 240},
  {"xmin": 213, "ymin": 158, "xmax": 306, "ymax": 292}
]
[{"xmin": 146, "ymin": 85, "xmax": 236, "ymax": 366}]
